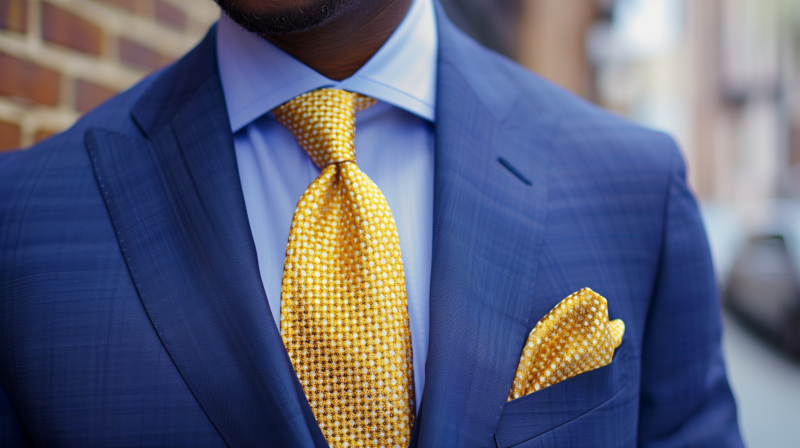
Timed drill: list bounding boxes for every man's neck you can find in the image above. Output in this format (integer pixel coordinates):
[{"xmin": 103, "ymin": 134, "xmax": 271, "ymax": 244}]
[{"xmin": 263, "ymin": 0, "xmax": 413, "ymax": 81}]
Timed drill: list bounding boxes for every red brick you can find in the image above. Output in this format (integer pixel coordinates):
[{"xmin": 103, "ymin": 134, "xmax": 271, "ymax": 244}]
[
  {"xmin": 34, "ymin": 129, "xmax": 56, "ymax": 143},
  {"xmin": 0, "ymin": 121, "xmax": 21, "ymax": 152},
  {"xmin": 154, "ymin": 0, "xmax": 184, "ymax": 30},
  {"xmin": 0, "ymin": 0, "xmax": 27, "ymax": 33},
  {"xmin": 118, "ymin": 38, "xmax": 162, "ymax": 71},
  {"xmin": 0, "ymin": 52, "xmax": 60, "ymax": 106},
  {"xmin": 75, "ymin": 79, "xmax": 117, "ymax": 114},
  {"xmin": 41, "ymin": 3, "xmax": 103, "ymax": 55}
]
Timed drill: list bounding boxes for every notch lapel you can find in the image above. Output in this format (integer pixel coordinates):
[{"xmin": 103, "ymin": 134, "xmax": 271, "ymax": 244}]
[
  {"xmin": 412, "ymin": 9, "xmax": 555, "ymax": 447},
  {"xmin": 85, "ymin": 28, "xmax": 325, "ymax": 448}
]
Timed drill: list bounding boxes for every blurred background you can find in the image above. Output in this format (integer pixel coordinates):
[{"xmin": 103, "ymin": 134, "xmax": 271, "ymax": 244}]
[{"xmin": 1, "ymin": 0, "xmax": 799, "ymax": 445}]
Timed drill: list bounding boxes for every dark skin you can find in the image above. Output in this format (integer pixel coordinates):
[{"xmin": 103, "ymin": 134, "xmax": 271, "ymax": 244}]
[{"xmin": 259, "ymin": 0, "xmax": 413, "ymax": 80}]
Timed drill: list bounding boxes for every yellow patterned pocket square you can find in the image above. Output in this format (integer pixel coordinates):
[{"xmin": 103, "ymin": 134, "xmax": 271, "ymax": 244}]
[{"xmin": 508, "ymin": 288, "xmax": 625, "ymax": 401}]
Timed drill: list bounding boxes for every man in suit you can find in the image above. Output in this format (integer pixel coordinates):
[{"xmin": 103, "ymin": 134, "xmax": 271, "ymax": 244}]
[{"xmin": 0, "ymin": 0, "xmax": 742, "ymax": 446}]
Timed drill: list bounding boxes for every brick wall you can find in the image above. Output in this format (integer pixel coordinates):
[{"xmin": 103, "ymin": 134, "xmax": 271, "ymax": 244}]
[{"xmin": 0, "ymin": 0, "xmax": 218, "ymax": 151}]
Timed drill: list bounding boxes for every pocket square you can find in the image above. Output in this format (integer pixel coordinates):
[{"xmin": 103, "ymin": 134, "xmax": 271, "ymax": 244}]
[{"xmin": 508, "ymin": 288, "xmax": 624, "ymax": 401}]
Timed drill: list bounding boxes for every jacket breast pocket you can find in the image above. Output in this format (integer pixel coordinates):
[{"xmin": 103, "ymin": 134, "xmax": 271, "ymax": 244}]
[{"xmin": 493, "ymin": 342, "xmax": 630, "ymax": 448}]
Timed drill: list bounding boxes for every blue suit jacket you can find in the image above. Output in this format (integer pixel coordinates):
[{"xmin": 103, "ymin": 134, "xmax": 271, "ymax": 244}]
[{"xmin": 0, "ymin": 8, "xmax": 742, "ymax": 448}]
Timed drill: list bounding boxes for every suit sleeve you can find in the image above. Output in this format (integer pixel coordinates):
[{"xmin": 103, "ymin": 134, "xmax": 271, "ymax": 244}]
[
  {"xmin": 636, "ymin": 146, "xmax": 743, "ymax": 447},
  {"xmin": 1, "ymin": 380, "xmax": 33, "ymax": 447}
]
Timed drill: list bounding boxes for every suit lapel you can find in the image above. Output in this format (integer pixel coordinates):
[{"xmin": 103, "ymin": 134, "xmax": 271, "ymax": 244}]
[
  {"xmin": 412, "ymin": 8, "xmax": 555, "ymax": 447},
  {"xmin": 85, "ymin": 27, "xmax": 325, "ymax": 448}
]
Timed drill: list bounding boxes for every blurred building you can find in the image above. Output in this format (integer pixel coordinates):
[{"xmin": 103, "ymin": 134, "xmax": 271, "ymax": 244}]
[{"xmin": 0, "ymin": 0, "xmax": 217, "ymax": 150}]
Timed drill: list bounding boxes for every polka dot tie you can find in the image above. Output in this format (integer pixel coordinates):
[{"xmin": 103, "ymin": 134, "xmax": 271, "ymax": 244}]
[
  {"xmin": 508, "ymin": 288, "xmax": 625, "ymax": 401},
  {"xmin": 273, "ymin": 89, "xmax": 415, "ymax": 447}
]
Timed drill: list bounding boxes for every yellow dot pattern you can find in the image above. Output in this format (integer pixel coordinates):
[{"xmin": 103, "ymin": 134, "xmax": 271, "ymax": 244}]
[
  {"xmin": 508, "ymin": 288, "xmax": 625, "ymax": 401},
  {"xmin": 273, "ymin": 89, "xmax": 415, "ymax": 448}
]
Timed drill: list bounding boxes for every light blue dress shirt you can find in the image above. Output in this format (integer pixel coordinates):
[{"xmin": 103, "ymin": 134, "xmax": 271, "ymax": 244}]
[{"xmin": 216, "ymin": 0, "xmax": 437, "ymax": 406}]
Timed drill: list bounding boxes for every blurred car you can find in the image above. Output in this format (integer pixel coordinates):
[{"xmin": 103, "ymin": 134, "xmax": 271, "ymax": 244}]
[{"xmin": 724, "ymin": 200, "xmax": 800, "ymax": 358}]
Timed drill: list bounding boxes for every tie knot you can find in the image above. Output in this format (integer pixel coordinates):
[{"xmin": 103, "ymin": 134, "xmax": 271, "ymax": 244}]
[{"xmin": 273, "ymin": 89, "xmax": 376, "ymax": 169}]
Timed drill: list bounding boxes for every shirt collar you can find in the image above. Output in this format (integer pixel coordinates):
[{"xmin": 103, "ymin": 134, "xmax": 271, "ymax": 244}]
[{"xmin": 217, "ymin": 0, "xmax": 438, "ymax": 133}]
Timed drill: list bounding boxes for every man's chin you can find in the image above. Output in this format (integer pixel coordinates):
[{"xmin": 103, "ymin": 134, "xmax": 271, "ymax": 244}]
[{"xmin": 214, "ymin": 0, "xmax": 341, "ymax": 36}]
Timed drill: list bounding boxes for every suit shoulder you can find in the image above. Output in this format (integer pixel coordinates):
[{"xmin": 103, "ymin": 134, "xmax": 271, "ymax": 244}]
[
  {"xmin": 441, "ymin": 24, "xmax": 680, "ymax": 177},
  {"xmin": 552, "ymin": 102, "xmax": 681, "ymax": 180},
  {"xmin": 486, "ymin": 52, "xmax": 681, "ymax": 179}
]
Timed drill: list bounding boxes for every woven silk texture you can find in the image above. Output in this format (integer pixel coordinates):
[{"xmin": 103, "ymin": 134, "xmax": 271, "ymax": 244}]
[
  {"xmin": 509, "ymin": 288, "xmax": 625, "ymax": 401},
  {"xmin": 274, "ymin": 89, "xmax": 415, "ymax": 448}
]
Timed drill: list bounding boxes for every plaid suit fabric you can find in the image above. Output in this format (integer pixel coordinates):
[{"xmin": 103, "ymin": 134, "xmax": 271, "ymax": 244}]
[{"xmin": 0, "ymin": 5, "xmax": 742, "ymax": 447}]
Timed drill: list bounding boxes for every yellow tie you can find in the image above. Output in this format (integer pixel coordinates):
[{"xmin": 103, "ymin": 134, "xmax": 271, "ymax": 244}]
[{"xmin": 274, "ymin": 89, "xmax": 416, "ymax": 448}]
